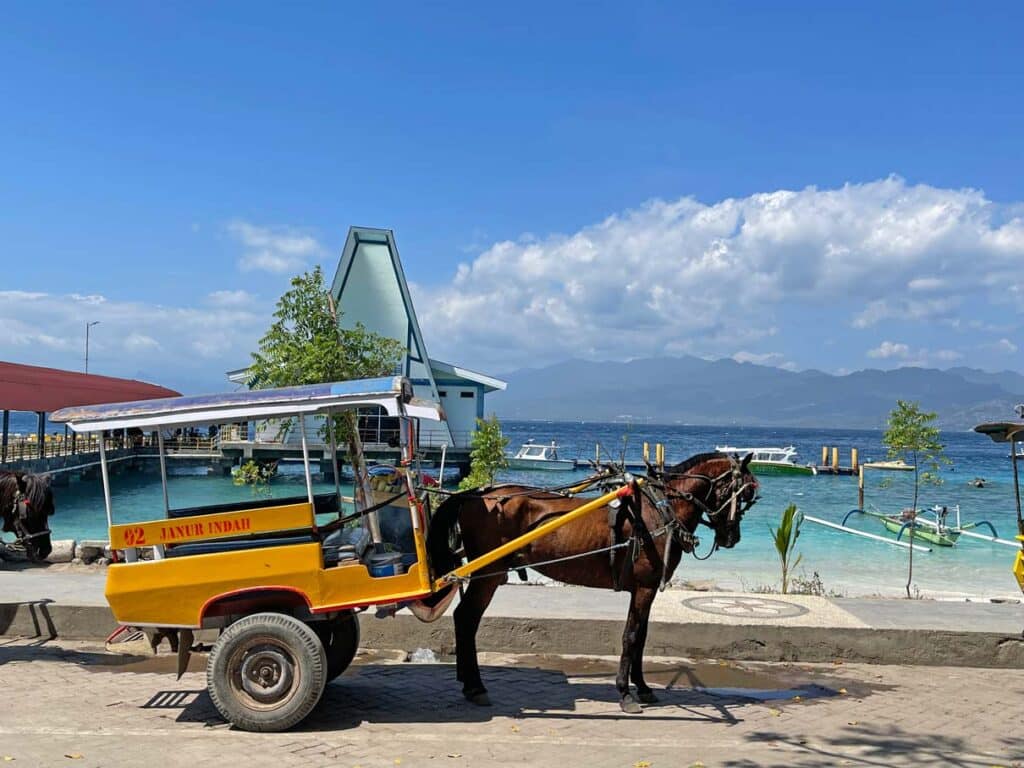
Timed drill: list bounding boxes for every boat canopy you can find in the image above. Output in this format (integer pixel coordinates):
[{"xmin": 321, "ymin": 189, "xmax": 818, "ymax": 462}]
[
  {"xmin": 974, "ymin": 422, "xmax": 1024, "ymax": 444},
  {"xmin": 50, "ymin": 376, "xmax": 444, "ymax": 432}
]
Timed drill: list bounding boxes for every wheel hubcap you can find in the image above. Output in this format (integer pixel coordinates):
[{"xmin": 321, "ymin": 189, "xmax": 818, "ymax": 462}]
[{"xmin": 239, "ymin": 646, "xmax": 294, "ymax": 704}]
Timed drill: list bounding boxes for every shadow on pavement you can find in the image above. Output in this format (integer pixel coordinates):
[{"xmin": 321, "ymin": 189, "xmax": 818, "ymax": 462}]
[
  {"xmin": 724, "ymin": 722, "xmax": 1021, "ymax": 767},
  {"xmin": 165, "ymin": 662, "xmax": 868, "ymax": 732}
]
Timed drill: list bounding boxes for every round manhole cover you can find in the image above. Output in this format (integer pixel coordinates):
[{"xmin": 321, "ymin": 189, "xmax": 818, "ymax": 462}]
[{"xmin": 681, "ymin": 595, "xmax": 809, "ymax": 619}]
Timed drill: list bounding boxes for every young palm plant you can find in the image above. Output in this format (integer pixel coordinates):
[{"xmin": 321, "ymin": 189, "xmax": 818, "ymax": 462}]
[{"xmin": 770, "ymin": 503, "xmax": 804, "ymax": 594}]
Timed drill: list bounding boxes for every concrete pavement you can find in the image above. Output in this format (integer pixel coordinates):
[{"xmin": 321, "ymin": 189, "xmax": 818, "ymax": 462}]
[
  {"xmin": 2, "ymin": 564, "xmax": 1024, "ymax": 667},
  {"xmin": 0, "ymin": 637, "xmax": 1021, "ymax": 767}
]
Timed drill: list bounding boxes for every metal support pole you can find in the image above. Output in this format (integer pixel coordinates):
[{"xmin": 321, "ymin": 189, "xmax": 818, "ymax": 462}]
[
  {"xmin": 327, "ymin": 414, "xmax": 342, "ymax": 511},
  {"xmin": 1013, "ymin": 437, "xmax": 1023, "ymax": 537},
  {"xmin": 1, "ymin": 410, "xmax": 8, "ymax": 464},
  {"xmin": 299, "ymin": 416, "xmax": 315, "ymax": 507},
  {"xmin": 157, "ymin": 432, "xmax": 170, "ymax": 516},
  {"xmin": 36, "ymin": 412, "xmax": 44, "ymax": 459},
  {"xmin": 153, "ymin": 431, "xmax": 169, "ymax": 560},
  {"xmin": 348, "ymin": 414, "xmax": 382, "ymax": 546}
]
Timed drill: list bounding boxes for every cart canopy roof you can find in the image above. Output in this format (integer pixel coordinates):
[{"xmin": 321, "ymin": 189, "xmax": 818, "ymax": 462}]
[
  {"xmin": 973, "ymin": 421, "xmax": 1024, "ymax": 444},
  {"xmin": 50, "ymin": 376, "xmax": 444, "ymax": 432}
]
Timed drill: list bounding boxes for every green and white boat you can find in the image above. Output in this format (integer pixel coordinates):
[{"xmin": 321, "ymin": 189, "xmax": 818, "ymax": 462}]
[
  {"xmin": 878, "ymin": 507, "xmax": 961, "ymax": 547},
  {"xmin": 716, "ymin": 445, "xmax": 816, "ymax": 476}
]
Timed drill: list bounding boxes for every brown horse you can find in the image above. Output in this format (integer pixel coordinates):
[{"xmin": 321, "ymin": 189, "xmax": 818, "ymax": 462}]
[
  {"xmin": 427, "ymin": 451, "xmax": 758, "ymax": 713},
  {"xmin": 0, "ymin": 471, "xmax": 54, "ymax": 562}
]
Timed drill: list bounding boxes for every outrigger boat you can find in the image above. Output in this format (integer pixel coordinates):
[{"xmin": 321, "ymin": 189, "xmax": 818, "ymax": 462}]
[
  {"xmin": 715, "ymin": 445, "xmax": 816, "ymax": 476},
  {"xmin": 51, "ymin": 377, "xmax": 640, "ymax": 733},
  {"xmin": 506, "ymin": 440, "xmax": 575, "ymax": 471},
  {"xmin": 868, "ymin": 505, "xmax": 962, "ymax": 547},
  {"xmin": 804, "ymin": 462, "xmax": 1015, "ymax": 553}
]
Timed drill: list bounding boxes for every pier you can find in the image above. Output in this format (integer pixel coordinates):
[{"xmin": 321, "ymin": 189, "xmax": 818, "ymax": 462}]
[{"xmin": 812, "ymin": 445, "xmax": 861, "ymax": 476}]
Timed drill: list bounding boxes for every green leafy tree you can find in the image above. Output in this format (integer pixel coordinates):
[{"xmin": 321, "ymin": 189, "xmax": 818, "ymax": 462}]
[
  {"xmin": 459, "ymin": 415, "xmax": 510, "ymax": 490},
  {"xmin": 770, "ymin": 503, "xmax": 804, "ymax": 594},
  {"xmin": 248, "ymin": 267, "xmax": 404, "ymax": 392},
  {"xmin": 247, "ymin": 266, "xmax": 404, "ymax": 509},
  {"xmin": 882, "ymin": 400, "xmax": 951, "ymax": 597}
]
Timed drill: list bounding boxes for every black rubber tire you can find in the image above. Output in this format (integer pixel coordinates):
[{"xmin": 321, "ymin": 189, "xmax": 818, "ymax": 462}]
[
  {"xmin": 314, "ymin": 613, "xmax": 361, "ymax": 681},
  {"xmin": 207, "ymin": 612, "xmax": 327, "ymax": 732}
]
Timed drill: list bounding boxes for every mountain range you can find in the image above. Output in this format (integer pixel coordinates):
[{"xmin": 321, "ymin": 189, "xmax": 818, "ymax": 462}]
[{"xmin": 487, "ymin": 356, "xmax": 1024, "ymax": 429}]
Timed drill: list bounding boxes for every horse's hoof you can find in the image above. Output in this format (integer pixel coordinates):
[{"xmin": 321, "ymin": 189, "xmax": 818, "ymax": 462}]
[
  {"xmin": 620, "ymin": 695, "xmax": 643, "ymax": 714},
  {"xmin": 464, "ymin": 689, "xmax": 491, "ymax": 707},
  {"xmin": 637, "ymin": 690, "xmax": 659, "ymax": 705}
]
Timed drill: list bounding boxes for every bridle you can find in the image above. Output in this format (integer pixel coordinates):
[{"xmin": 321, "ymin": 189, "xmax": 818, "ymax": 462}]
[
  {"xmin": 642, "ymin": 455, "xmax": 759, "ymax": 582},
  {"xmin": 668, "ymin": 457, "xmax": 759, "ymax": 530},
  {"xmin": 5, "ymin": 487, "xmax": 52, "ymax": 556}
]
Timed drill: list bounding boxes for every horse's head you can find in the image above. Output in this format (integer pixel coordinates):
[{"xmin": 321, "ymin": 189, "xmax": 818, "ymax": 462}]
[
  {"xmin": 1, "ymin": 472, "xmax": 54, "ymax": 562},
  {"xmin": 662, "ymin": 452, "xmax": 759, "ymax": 550}
]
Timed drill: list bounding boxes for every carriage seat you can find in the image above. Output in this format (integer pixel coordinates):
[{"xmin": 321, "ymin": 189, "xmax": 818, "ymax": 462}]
[
  {"xmin": 167, "ymin": 492, "xmax": 340, "ymax": 520},
  {"xmin": 322, "ymin": 526, "xmax": 372, "ymax": 567},
  {"xmin": 164, "ymin": 533, "xmax": 317, "ymax": 558}
]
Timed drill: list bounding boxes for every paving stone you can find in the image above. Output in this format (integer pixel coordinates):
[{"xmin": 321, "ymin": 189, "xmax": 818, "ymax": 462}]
[{"xmin": 0, "ymin": 638, "xmax": 1021, "ymax": 767}]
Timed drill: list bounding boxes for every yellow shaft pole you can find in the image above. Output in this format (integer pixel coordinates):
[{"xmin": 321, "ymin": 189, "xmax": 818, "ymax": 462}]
[{"xmin": 435, "ymin": 482, "xmax": 640, "ymax": 588}]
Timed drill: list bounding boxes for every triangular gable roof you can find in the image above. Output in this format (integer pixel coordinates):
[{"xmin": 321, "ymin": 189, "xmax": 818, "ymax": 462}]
[{"xmin": 330, "ymin": 226, "xmax": 453, "ymax": 443}]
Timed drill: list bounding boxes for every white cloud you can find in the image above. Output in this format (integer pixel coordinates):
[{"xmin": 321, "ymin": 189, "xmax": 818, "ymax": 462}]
[
  {"xmin": 732, "ymin": 351, "xmax": 784, "ymax": 365},
  {"xmin": 996, "ymin": 338, "xmax": 1019, "ymax": 354},
  {"xmin": 731, "ymin": 350, "xmax": 798, "ymax": 370},
  {"xmin": 207, "ymin": 289, "xmax": 255, "ymax": 307},
  {"xmin": 228, "ymin": 220, "xmax": 322, "ymax": 273},
  {"xmin": 867, "ymin": 341, "xmax": 963, "ymax": 366},
  {"xmin": 868, "ymin": 341, "xmax": 910, "ymax": 359},
  {"xmin": 417, "ymin": 176, "xmax": 1024, "ymax": 370},
  {"xmin": 908, "ymin": 277, "xmax": 945, "ymax": 292},
  {"xmin": 124, "ymin": 333, "xmax": 161, "ymax": 352},
  {"xmin": 0, "ymin": 290, "xmax": 270, "ymax": 390}
]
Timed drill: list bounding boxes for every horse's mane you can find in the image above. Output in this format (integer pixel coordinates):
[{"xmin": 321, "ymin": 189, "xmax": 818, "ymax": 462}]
[{"xmin": 666, "ymin": 451, "xmax": 729, "ymax": 475}]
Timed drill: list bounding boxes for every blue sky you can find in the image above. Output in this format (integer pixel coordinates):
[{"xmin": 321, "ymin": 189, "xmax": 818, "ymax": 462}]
[{"xmin": 1, "ymin": 2, "xmax": 1022, "ymax": 392}]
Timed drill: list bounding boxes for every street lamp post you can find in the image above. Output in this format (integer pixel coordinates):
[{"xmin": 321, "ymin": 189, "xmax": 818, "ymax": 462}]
[{"xmin": 85, "ymin": 321, "xmax": 100, "ymax": 374}]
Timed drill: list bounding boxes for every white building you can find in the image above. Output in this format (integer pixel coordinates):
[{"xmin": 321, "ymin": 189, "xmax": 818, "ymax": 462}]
[
  {"xmin": 330, "ymin": 226, "xmax": 505, "ymax": 449},
  {"xmin": 229, "ymin": 226, "xmax": 505, "ymax": 452}
]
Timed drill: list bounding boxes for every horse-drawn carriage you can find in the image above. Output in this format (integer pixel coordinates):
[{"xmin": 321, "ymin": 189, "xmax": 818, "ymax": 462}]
[{"xmin": 51, "ymin": 376, "xmax": 758, "ymax": 731}]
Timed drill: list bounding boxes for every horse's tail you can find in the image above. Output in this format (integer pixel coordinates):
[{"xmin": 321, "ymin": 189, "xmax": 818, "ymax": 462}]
[
  {"xmin": 405, "ymin": 492, "xmax": 471, "ymax": 621},
  {"xmin": 426, "ymin": 492, "xmax": 467, "ymax": 579}
]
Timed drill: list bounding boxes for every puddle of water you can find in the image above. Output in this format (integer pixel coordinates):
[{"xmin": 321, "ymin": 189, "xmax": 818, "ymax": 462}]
[
  {"xmin": 697, "ymin": 683, "xmax": 837, "ymax": 702},
  {"xmin": 80, "ymin": 651, "xmax": 208, "ymax": 675},
  {"xmin": 512, "ymin": 654, "xmax": 788, "ymax": 690}
]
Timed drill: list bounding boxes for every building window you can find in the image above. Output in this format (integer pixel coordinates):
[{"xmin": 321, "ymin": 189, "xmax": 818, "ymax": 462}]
[
  {"xmin": 438, "ymin": 390, "xmax": 447, "ymax": 397},
  {"xmin": 460, "ymin": 391, "xmax": 474, "ymax": 399}
]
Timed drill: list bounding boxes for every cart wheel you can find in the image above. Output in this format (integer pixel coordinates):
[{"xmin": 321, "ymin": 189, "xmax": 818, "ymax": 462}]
[
  {"xmin": 315, "ymin": 612, "xmax": 361, "ymax": 681},
  {"xmin": 207, "ymin": 612, "xmax": 327, "ymax": 732}
]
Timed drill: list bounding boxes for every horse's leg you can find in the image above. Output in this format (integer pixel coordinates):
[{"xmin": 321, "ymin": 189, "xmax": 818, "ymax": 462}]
[
  {"xmin": 629, "ymin": 586, "xmax": 658, "ymax": 704},
  {"xmin": 453, "ymin": 574, "xmax": 503, "ymax": 706},
  {"xmin": 616, "ymin": 586, "xmax": 645, "ymax": 714}
]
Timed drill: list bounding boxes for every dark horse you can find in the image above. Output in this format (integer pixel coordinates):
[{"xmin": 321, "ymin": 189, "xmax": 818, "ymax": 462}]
[
  {"xmin": 427, "ymin": 452, "xmax": 758, "ymax": 713},
  {"xmin": 0, "ymin": 471, "xmax": 55, "ymax": 562}
]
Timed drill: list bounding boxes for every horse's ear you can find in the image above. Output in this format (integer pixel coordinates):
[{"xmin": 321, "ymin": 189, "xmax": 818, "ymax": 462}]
[{"xmin": 741, "ymin": 453, "xmax": 753, "ymax": 471}]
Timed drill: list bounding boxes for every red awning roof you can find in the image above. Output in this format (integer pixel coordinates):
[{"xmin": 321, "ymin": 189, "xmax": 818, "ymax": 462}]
[{"xmin": 0, "ymin": 361, "xmax": 180, "ymax": 413}]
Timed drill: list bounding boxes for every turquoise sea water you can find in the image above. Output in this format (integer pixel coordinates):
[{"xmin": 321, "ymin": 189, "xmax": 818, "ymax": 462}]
[{"xmin": 40, "ymin": 421, "xmax": 1024, "ymax": 599}]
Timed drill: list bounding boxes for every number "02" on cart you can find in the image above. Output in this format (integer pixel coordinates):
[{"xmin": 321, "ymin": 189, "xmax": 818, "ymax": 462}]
[{"xmin": 123, "ymin": 526, "xmax": 146, "ymax": 546}]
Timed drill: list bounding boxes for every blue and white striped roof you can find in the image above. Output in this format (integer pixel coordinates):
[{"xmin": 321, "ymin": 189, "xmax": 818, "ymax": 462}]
[{"xmin": 51, "ymin": 376, "xmax": 444, "ymax": 432}]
